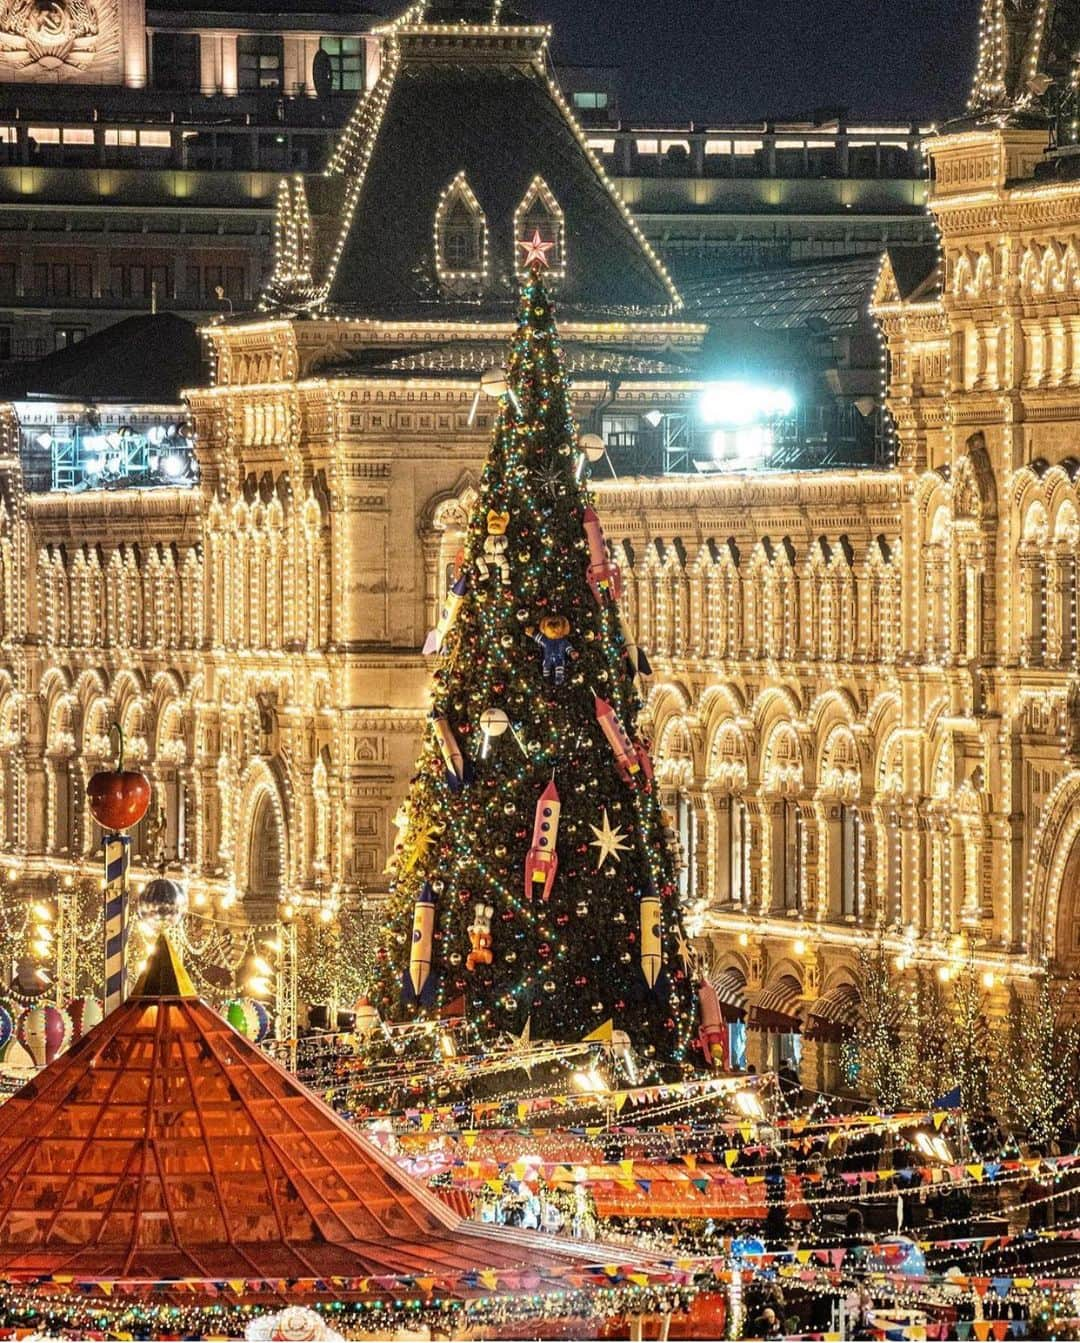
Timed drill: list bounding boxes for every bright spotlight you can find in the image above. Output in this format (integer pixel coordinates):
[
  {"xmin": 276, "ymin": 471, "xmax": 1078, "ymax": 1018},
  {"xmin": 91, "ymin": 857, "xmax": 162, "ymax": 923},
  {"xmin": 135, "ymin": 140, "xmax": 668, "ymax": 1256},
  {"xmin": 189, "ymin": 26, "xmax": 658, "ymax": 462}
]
[
  {"xmin": 161, "ymin": 452, "xmax": 187, "ymax": 479},
  {"xmin": 699, "ymin": 380, "xmax": 796, "ymax": 428},
  {"xmin": 34, "ymin": 431, "xmax": 52, "ymax": 450},
  {"xmin": 643, "ymin": 409, "xmax": 664, "ymax": 428}
]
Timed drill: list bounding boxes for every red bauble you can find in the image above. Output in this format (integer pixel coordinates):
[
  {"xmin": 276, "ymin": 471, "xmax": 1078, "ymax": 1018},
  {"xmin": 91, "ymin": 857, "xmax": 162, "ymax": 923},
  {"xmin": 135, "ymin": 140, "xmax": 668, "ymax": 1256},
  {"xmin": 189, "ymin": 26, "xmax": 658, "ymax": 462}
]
[{"xmin": 87, "ymin": 767, "xmax": 151, "ymax": 832}]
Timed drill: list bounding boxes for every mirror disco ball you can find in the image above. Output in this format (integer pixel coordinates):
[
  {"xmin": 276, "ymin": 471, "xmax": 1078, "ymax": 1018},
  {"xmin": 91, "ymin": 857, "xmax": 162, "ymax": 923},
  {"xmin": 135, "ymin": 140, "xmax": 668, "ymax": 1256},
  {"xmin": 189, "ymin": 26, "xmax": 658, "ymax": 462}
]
[{"xmin": 137, "ymin": 876, "xmax": 187, "ymax": 929}]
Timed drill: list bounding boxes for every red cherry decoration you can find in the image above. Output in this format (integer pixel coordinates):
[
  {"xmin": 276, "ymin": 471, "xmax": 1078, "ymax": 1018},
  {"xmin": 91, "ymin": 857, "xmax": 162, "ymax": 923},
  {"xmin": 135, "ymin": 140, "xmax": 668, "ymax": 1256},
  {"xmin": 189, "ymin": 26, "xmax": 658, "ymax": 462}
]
[{"xmin": 87, "ymin": 723, "xmax": 150, "ymax": 832}]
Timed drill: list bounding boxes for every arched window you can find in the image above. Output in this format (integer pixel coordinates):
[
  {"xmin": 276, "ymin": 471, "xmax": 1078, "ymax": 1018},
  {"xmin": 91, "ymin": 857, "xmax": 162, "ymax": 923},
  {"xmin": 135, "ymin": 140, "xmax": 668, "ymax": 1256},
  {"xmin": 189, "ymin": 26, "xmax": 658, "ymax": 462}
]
[
  {"xmin": 435, "ymin": 173, "xmax": 487, "ymax": 290},
  {"xmin": 515, "ymin": 176, "xmax": 566, "ymax": 279},
  {"xmin": 840, "ymin": 803, "xmax": 862, "ymax": 919},
  {"xmin": 782, "ymin": 799, "xmax": 802, "ymax": 912}
]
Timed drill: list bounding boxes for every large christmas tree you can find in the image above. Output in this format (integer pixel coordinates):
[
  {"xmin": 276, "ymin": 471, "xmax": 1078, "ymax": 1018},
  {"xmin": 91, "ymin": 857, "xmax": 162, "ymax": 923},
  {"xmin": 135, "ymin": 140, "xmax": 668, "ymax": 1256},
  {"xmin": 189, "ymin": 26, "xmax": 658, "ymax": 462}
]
[{"xmin": 377, "ymin": 261, "xmax": 699, "ymax": 1070}]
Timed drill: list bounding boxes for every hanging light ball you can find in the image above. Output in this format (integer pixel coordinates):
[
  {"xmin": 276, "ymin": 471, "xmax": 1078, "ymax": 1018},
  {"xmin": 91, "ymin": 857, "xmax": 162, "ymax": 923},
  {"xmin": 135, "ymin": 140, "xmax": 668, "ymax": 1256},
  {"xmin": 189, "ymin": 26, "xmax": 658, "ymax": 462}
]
[
  {"xmin": 580, "ymin": 433, "xmax": 606, "ymax": 462},
  {"xmin": 137, "ymin": 876, "xmax": 187, "ymax": 930}
]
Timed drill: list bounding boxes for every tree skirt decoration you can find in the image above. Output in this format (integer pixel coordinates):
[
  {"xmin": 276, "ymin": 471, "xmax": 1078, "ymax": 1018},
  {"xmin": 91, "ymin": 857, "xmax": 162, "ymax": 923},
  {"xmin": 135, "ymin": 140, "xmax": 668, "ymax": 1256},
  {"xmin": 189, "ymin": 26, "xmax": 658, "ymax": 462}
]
[{"xmin": 0, "ymin": 933, "xmax": 691, "ymax": 1337}]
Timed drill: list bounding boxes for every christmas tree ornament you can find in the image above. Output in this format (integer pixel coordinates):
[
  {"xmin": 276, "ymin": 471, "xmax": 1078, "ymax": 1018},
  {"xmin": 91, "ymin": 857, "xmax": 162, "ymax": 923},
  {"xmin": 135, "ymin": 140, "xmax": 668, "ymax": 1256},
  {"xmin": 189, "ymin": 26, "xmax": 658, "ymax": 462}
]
[
  {"xmin": 402, "ymin": 884, "xmax": 436, "ymax": 1007},
  {"xmin": 580, "ymin": 432, "xmax": 606, "ymax": 462},
  {"xmin": 697, "ymin": 977, "xmax": 727, "ymax": 1067},
  {"xmin": 466, "ymin": 903, "xmax": 494, "ymax": 971},
  {"xmin": 582, "ymin": 506, "xmax": 622, "ymax": 605},
  {"xmin": 589, "ymin": 809, "xmax": 630, "ymax": 868},
  {"xmin": 423, "ymin": 573, "xmax": 470, "ymax": 656},
  {"xmin": 639, "ymin": 890, "xmax": 663, "ymax": 990},
  {"xmin": 618, "ymin": 607, "xmax": 652, "ymax": 691},
  {"xmin": 594, "ymin": 695, "xmax": 641, "ymax": 783},
  {"xmin": 478, "ymin": 706, "xmax": 510, "ymax": 758},
  {"xmin": 17, "ymin": 1003, "xmax": 71, "ymax": 1068},
  {"xmin": 475, "ymin": 508, "xmax": 512, "ymax": 587},
  {"xmin": 525, "ymin": 779, "xmax": 561, "ymax": 901},
  {"xmin": 529, "ymin": 615, "xmax": 575, "ymax": 687},
  {"xmin": 432, "ymin": 714, "xmax": 470, "ymax": 792},
  {"xmin": 137, "ymin": 875, "xmax": 187, "ymax": 930}
]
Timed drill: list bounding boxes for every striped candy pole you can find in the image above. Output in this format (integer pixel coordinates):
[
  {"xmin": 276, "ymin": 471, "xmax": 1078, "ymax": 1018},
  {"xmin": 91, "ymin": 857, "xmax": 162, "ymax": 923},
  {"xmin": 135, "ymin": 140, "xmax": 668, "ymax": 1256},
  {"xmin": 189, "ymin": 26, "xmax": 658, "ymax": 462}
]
[{"xmin": 103, "ymin": 833, "xmax": 131, "ymax": 1017}]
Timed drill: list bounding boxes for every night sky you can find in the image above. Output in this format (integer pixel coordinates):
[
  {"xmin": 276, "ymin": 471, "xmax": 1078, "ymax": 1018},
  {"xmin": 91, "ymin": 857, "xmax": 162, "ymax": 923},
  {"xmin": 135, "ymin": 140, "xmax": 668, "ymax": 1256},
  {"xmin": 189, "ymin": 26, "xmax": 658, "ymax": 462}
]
[{"xmin": 535, "ymin": 0, "xmax": 984, "ymax": 125}]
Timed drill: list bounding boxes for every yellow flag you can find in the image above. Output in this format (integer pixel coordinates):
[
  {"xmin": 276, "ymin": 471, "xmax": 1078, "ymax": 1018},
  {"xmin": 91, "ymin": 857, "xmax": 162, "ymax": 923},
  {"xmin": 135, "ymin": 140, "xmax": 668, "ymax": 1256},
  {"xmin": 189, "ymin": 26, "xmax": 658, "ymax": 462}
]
[
  {"xmin": 965, "ymin": 1164, "xmax": 984, "ymax": 1182},
  {"xmin": 584, "ymin": 1020, "xmax": 614, "ymax": 1044},
  {"xmin": 479, "ymin": 1269, "xmax": 498, "ymax": 1291},
  {"xmin": 613, "ymin": 1092, "xmax": 628, "ymax": 1113},
  {"xmin": 420, "ymin": 1111, "xmax": 434, "ymax": 1132},
  {"xmin": 463, "ymin": 1131, "xmax": 478, "ymax": 1149},
  {"xmin": 725, "ymin": 1149, "xmax": 739, "ymax": 1168}
]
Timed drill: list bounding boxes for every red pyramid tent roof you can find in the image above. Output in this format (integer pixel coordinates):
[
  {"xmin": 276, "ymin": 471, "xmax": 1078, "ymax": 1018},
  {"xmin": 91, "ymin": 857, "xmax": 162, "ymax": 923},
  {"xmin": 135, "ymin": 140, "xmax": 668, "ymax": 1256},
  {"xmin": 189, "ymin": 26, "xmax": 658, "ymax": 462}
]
[{"xmin": 0, "ymin": 935, "xmax": 602, "ymax": 1293}]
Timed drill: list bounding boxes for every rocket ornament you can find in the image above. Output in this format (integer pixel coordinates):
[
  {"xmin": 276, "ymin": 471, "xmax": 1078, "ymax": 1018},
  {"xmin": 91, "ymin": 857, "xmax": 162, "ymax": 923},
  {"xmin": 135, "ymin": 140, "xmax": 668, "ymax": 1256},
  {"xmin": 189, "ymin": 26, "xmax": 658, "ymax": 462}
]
[
  {"xmin": 594, "ymin": 695, "xmax": 640, "ymax": 784},
  {"xmin": 403, "ymin": 883, "xmax": 437, "ymax": 1006},
  {"xmin": 618, "ymin": 608, "xmax": 652, "ymax": 691},
  {"xmin": 423, "ymin": 575, "xmax": 469, "ymax": 655},
  {"xmin": 525, "ymin": 779, "xmax": 561, "ymax": 901},
  {"xmin": 697, "ymin": 976, "xmax": 727, "ymax": 1067},
  {"xmin": 639, "ymin": 888, "xmax": 663, "ymax": 990},
  {"xmin": 433, "ymin": 714, "xmax": 471, "ymax": 792},
  {"xmin": 582, "ymin": 507, "xmax": 622, "ymax": 605}
]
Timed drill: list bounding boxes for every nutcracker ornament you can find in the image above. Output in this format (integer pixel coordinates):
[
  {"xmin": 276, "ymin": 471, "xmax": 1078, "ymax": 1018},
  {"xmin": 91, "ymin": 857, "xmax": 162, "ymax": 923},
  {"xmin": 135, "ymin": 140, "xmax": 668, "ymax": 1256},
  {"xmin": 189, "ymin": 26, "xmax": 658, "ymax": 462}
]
[
  {"xmin": 466, "ymin": 903, "xmax": 494, "ymax": 971},
  {"xmin": 529, "ymin": 615, "xmax": 576, "ymax": 687},
  {"xmin": 475, "ymin": 509, "xmax": 512, "ymax": 586}
]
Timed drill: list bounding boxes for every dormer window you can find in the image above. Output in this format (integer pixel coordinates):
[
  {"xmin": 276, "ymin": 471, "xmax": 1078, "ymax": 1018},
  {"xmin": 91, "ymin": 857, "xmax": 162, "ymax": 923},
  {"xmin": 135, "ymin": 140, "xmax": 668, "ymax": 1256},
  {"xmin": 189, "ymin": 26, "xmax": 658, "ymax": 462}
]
[
  {"xmin": 435, "ymin": 173, "xmax": 487, "ymax": 293},
  {"xmin": 515, "ymin": 176, "xmax": 566, "ymax": 280}
]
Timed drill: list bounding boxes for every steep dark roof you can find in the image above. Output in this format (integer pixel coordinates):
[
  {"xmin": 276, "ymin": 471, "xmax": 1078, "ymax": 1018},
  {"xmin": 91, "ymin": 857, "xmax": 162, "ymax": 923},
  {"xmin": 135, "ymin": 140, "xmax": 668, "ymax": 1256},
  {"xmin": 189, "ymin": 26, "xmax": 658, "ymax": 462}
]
[
  {"xmin": 0, "ymin": 313, "xmax": 202, "ymax": 403},
  {"xmin": 883, "ymin": 244, "xmax": 941, "ymax": 302},
  {"xmin": 299, "ymin": 25, "xmax": 677, "ymax": 316}
]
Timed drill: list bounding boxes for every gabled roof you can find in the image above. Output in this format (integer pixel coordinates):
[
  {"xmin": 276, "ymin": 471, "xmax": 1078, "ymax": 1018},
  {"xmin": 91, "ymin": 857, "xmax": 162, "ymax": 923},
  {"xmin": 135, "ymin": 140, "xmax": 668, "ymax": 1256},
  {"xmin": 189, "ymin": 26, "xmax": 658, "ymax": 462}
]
[
  {"xmin": 873, "ymin": 245, "xmax": 942, "ymax": 307},
  {"xmin": 269, "ymin": 2, "xmax": 679, "ymax": 317},
  {"xmin": 0, "ymin": 934, "xmax": 598, "ymax": 1292}
]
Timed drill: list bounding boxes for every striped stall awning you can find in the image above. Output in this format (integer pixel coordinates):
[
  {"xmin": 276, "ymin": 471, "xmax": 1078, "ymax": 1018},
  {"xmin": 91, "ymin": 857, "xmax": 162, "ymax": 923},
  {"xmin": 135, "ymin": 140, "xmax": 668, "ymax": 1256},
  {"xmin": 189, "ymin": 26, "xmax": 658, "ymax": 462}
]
[
  {"xmin": 748, "ymin": 975, "xmax": 803, "ymax": 1034},
  {"xmin": 803, "ymin": 983, "xmax": 861, "ymax": 1043},
  {"xmin": 711, "ymin": 967, "xmax": 748, "ymax": 1022}
]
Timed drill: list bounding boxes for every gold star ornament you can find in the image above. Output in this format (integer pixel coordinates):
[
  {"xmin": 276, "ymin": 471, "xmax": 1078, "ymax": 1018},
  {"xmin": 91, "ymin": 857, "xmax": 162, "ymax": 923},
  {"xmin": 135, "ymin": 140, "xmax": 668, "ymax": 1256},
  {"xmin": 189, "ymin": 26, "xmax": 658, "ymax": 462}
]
[{"xmin": 590, "ymin": 809, "xmax": 630, "ymax": 869}]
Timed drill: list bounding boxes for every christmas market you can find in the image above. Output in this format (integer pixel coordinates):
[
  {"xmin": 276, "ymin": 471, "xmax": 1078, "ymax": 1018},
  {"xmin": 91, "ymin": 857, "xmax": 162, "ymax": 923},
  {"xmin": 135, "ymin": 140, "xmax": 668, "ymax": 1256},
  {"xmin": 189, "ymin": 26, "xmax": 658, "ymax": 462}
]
[{"xmin": 3, "ymin": 0, "xmax": 1080, "ymax": 1339}]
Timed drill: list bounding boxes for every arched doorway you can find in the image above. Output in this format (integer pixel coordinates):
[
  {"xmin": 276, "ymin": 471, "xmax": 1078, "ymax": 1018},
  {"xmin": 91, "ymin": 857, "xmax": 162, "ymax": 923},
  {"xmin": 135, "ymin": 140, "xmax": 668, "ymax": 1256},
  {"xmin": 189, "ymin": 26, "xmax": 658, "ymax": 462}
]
[
  {"xmin": 1056, "ymin": 830, "xmax": 1080, "ymax": 977},
  {"xmin": 246, "ymin": 792, "xmax": 283, "ymax": 922}
]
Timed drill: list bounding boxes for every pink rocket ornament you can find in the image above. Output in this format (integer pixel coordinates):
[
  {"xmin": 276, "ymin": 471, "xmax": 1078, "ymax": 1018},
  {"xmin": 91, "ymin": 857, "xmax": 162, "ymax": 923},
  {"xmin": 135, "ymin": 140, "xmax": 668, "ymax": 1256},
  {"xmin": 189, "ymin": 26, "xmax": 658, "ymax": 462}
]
[
  {"xmin": 582, "ymin": 507, "xmax": 622, "ymax": 605},
  {"xmin": 697, "ymin": 977, "xmax": 727, "ymax": 1067},
  {"xmin": 594, "ymin": 695, "xmax": 640, "ymax": 784},
  {"xmin": 525, "ymin": 780, "xmax": 561, "ymax": 901}
]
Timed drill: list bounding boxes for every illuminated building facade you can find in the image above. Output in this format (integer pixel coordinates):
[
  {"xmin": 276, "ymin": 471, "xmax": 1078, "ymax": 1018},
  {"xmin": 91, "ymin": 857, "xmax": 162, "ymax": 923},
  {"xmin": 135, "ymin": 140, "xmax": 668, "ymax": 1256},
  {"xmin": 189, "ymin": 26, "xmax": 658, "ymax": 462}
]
[{"xmin": 3, "ymin": 0, "xmax": 1077, "ymax": 1085}]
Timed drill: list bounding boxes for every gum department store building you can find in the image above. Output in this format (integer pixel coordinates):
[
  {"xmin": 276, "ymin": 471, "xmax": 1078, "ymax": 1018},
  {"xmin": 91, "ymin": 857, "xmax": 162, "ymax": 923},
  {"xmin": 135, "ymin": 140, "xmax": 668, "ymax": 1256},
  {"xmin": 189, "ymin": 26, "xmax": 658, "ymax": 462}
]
[{"xmin": 0, "ymin": 0, "xmax": 1078, "ymax": 1082}]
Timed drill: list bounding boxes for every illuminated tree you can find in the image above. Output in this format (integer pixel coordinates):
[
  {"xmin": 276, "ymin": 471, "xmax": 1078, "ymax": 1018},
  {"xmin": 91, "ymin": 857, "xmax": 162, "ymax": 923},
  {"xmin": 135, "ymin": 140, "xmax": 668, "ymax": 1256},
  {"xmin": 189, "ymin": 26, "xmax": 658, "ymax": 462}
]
[
  {"xmin": 376, "ymin": 263, "xmax": 698, "ymax": 1069},
  {"xmin": 997, "ymin": 977, "xmax": 1080, "ymax": 1148},
  {"xmin": 853, "ymin": 942, "xmax": 913, "ymax": 1110},
  {"xmin": 947, "ymin": 954, "xmax": 993, "ymax": 1119}
]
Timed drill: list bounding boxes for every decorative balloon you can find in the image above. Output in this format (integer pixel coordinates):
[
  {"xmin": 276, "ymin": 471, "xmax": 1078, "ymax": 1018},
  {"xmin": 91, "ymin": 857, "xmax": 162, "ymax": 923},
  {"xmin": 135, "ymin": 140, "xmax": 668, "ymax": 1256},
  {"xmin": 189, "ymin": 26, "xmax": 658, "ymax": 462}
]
[
  {"xmin": 13, "ymin": 955, "xmax": 49, "ymax": 999},
  {"xmin": 0, "ymin": 1001, "xmax": 14, "ymax": 1051},
  {"xmin": 137, "ymin": 875, "xmax": 187, "ymax": 930},
  {"xmin": 67, "ymin": 995, "xmax": 103, "ymax": 1042},
  {"xmin": 225, "ymin": 997, "xmax": 272, "ymax": 1043},
  {"xmin": 87, "ymin": 722, "xmax": 151, "ymax": 832},
  {"xmin": 17, "ymin": 1003, "xmax": 72, "ymax": 1067},
  {"xmin": 0, "ymin": 1037, "xmax": 34, "ymax": 1077},
  {"xmin": 352, "ymin": 998, "xmax": 380, "ymax": 1038}
]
